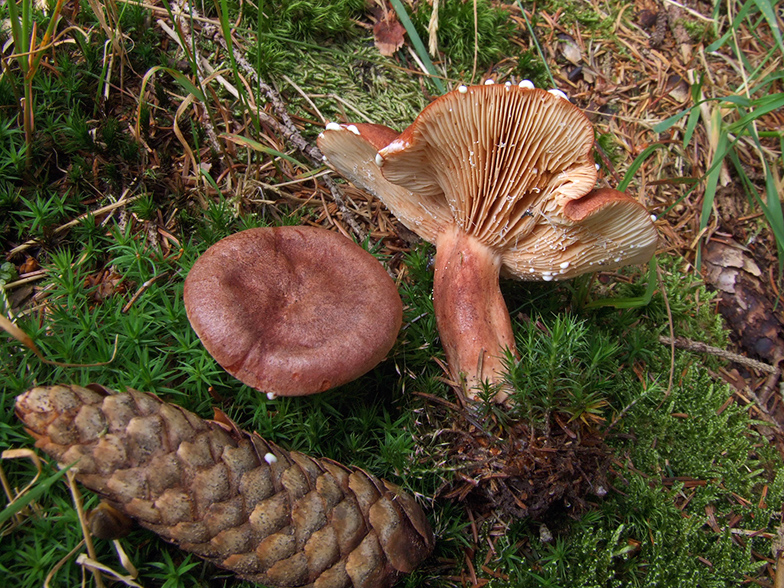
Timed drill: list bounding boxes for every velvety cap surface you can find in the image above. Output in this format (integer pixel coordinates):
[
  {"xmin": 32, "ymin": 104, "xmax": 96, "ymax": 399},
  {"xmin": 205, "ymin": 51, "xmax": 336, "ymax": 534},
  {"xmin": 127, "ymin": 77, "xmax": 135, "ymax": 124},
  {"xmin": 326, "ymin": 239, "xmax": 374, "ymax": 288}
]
[{"xmin": 184, "ymin": 226, "xmax": 403, "ymax": 396}]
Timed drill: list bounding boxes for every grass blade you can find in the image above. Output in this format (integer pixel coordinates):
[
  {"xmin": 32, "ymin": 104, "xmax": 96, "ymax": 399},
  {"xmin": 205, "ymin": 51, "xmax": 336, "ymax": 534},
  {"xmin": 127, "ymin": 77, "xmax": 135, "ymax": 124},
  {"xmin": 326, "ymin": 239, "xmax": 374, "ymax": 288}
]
[
  {"xmin": 683, "ymin": 107, "xmax": 702, "ymax": 149},
  {"xmin": 695, "ymin": 131, "xmax": 730, "ymax": 267},
  {"xmin": 221, "ymin": 133, "xmax": 307, "ymax": 167},
  {"xmin": 515, "ymin": 0, "xmax": 556, "ymax": 88},
  {"xmin": 584, "ymin": 257, "xmax": 658, "ymax": 309},
  {"xmin": 618, "ymin": 143, "xmax": 667, "ymax": 192},
  {"xmin": 653, "ymin": 108, "xmax": 691, "ymax": 134},
  {"xmin": 0, "ymin": 463, "xmax": 73, "ymax": 527},
  {"xmin": 751, "ymin": 0, "xmax": 784, "ymax": 53},
  {"xmin": 388, "ymin": 0, "xmax": 445, "ymax": 94},
  {"xmin": 728, "ymin": 92, "xmax": 784, "ymax": 132}
]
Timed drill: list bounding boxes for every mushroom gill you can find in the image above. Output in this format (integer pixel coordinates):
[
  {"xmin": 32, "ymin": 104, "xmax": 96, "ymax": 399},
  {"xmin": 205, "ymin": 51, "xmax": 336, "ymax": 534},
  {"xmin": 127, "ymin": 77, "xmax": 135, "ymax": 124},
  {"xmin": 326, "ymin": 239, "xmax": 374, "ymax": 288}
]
[{"xmin": 318, "ymin": 83, "xmax": 658, "ymax": 403}]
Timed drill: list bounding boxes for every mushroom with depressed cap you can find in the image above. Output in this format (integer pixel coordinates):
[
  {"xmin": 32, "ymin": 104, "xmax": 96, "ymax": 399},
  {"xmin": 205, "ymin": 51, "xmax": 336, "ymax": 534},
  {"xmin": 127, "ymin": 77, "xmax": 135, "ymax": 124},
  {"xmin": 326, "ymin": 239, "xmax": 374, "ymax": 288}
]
[
  {"xmin": 318, "ymin": 83, "xmax": 657, "ymax": 403},
  {"xmin": 183, "ymin": 225, "xmax": 403, "ymax": 397}
]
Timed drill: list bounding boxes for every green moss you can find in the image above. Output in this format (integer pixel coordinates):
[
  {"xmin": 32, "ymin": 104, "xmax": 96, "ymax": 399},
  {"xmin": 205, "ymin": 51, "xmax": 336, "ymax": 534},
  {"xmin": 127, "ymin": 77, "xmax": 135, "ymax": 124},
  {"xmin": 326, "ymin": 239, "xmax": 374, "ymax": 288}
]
[
  {"xmin": 253, "ymin": 42, "xmax": 429, "ymax": 131},
  {"xmin": 409, "ymin": 0, "xmax": 516, "ymax": 76},
  {"xmin": 681, "ymin": 19, "xmax": 716, "ymax": 43},
  {"xmin": 536, "ymin": 0, "xmax": 615, "ymax": 33},
  {"xmin": 259, "ymin": 0, "xmax": 365, "ymax": 40},
  {"xmin": 513, "ymin": 48, "xmax": 551, "ymax": 89}
]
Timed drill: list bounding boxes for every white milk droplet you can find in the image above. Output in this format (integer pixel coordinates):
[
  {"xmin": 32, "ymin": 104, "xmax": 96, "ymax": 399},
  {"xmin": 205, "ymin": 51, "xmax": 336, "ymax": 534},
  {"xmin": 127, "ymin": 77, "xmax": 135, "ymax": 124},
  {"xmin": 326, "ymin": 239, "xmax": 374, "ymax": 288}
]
[
  {"xmin": 325, "ymin": 122, "xmax": 342, "ymax": 131},
  {"xmin": 264, "ymin": 453, "xmax": 278, "ymax": 464},
  {"xmin": 458, "ymin": 85, "xmax": 468, "ymax": 93},
  {"xmin": 519, "ymin": 80, "xmax": 535, "ymax": 89},
  {"xmin": 346, "ymin": 125, "xmax": 360, "ymax": 135},
  {"xmin": 375, "ymin": 153, "xmax": 384, "ymax": 166}
]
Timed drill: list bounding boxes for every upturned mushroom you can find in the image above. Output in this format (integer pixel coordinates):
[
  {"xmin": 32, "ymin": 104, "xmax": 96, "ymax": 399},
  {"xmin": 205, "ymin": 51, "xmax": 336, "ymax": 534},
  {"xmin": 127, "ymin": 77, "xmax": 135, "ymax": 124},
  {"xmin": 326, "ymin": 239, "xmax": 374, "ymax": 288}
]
[
  {"xmin": 184, "ymin": 225, "xmax": 403, "ymax": 397},
  {"xmin": 318, "ymin": 82, "xmax": 658, "ymax": 403}
]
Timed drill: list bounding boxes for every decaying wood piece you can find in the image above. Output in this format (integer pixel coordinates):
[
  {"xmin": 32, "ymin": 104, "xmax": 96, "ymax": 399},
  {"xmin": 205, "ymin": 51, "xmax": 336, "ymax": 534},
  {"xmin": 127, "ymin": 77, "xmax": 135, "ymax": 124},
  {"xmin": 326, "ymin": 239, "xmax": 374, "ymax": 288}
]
[
  {"xmin": 16, "ymin": 384, "xmax": 434, "ymax": 588},
  {"xmin": 703, "ymin": 240, "xmax": 784, "ymax": 364}
]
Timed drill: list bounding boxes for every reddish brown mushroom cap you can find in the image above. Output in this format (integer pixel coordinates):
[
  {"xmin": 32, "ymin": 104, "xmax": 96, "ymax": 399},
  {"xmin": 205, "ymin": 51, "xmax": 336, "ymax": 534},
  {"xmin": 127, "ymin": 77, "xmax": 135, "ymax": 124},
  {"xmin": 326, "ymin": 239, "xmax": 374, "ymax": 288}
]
[
  {"xmin": 317, "ymin": 123, "xmax": 452, "ymax": 242},
  {"xmin": 318, "ymin": 83, "xmax": 658, "ymax": 401},
  {"xmin": 183, "ymin": 226, "xmax": 402, "ymax": 396},
  {"xmin": 375, "ymin": 85, "xmax": 656, "ymax": 279}
]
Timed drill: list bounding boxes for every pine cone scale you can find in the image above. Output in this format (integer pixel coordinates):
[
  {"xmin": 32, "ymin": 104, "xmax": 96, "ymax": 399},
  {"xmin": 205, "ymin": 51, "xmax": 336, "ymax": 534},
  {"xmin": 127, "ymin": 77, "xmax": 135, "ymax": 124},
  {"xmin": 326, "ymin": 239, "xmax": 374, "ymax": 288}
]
[{"xmin": 16, "ymin": 385, "xmax": 434, "ymax": 588}]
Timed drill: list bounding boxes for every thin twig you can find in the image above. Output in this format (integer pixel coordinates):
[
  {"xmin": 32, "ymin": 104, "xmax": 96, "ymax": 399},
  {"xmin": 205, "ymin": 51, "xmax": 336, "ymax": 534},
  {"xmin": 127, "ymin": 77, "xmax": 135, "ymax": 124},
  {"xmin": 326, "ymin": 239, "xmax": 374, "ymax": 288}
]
[
  {"xmin": 282, "ymin": 75, "xmax": 325, "ymax": 123},
  {"xmin": 662, "ymin": 0, "xmax": 716, "ymax": 23},
  {"xmin": 657, "ymin": 264, "xmax": 676, "ymax": 396},
  {"xmin": 66, "ymin": 471, "xmax": 105, "ymax": 588},
  {"xmin": 121, "ymin": 272, "xmax": 170, "ymax": 313},
  {"xmin": 1, "ymin": 269, "xmax": 48, "ymax": 291},
  {"xmin": 659, "ymin": 335, "xmax": 780, "ymax": 375},
  {"xmin": 44, "ymin": 538, "xmax": 87, "ymax": 588},
  {"xmin": 8, "ymin": 189, "xmax": 144, "ymax": 257},
  {"xmin": 202, "ymin": 21, "xmax": 366, "ymax": 239}
]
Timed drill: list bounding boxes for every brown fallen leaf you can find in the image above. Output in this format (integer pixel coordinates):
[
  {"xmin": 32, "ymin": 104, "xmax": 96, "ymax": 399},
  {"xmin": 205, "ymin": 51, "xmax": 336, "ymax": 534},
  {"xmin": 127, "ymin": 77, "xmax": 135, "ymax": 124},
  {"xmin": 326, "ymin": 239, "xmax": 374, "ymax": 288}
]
[
  {"xmin": 19, "ymin": 256, "xmax": 40, "ymax": 274},
  {"xmin": 666, "ymin": 74, "xmax": 690, "ymax": 103},
  {"xmin": 557, "ymin": 33, "xmax": 581, "ymax": 66},
  {"xmin": 84, "ymin": 268, "xmax": 127, "ymax": 302},
  {"xmin": 373, "ymin": 7, "xmax": 406, "ymax": 57}
]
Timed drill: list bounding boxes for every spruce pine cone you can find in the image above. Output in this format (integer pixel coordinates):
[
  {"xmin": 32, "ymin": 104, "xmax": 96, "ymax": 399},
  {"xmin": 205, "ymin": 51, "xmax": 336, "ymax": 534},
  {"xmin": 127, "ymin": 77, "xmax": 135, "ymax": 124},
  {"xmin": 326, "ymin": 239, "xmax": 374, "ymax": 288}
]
[{"xmin": 15, "ymin": 384, "xmax": 434, "ymax": 588}]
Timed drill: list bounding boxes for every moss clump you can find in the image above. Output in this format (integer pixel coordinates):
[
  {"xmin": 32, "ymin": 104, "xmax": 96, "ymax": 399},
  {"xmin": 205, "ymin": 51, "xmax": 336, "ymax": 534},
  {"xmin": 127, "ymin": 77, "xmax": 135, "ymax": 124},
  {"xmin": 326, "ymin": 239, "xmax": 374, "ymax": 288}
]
[
  {"xmin": 410, "ymin": 0, "xmax": 515, "ymax": 76},
  {"xmin": 250, "ymin": 42, "xmax": 430, "ymax": 131},
  {"xmin": 259, "ymin": 0, "xmax": 365, "ymax": 40},
  {"xmin": 397, "ymin": 244, "xmax": 779, "ymax": 585}
]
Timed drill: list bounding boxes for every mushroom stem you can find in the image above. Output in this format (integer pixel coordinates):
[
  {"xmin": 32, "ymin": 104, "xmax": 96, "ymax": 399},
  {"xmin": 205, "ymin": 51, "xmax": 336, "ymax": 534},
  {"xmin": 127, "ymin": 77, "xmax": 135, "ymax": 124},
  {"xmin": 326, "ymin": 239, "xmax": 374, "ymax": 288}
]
[{"xmin": 433, "ymin": 225, "xmax": 517, "ymax": 403}]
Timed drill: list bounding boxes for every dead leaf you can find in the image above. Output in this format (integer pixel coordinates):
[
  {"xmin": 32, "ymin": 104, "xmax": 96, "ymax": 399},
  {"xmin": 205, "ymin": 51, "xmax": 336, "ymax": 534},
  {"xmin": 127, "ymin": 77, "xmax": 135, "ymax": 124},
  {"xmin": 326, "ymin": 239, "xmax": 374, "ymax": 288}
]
[
  {"xmin": 19, "ymin": 257, "xmax": 39, "ymax": 274},
  {"xmin": 374, "ymin": 9, "xmax": 406, "ymax": 57},
  {"xmin": 557, "ymin": 34, "xmax": 581, "ymax": 65},
  {"xmin": 84, "ymin": 268, "xmax": 127, "ymax": 302},
  {"xmin": 666, "ymin": 74, "xmax": 690, "ymax": 103}
]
